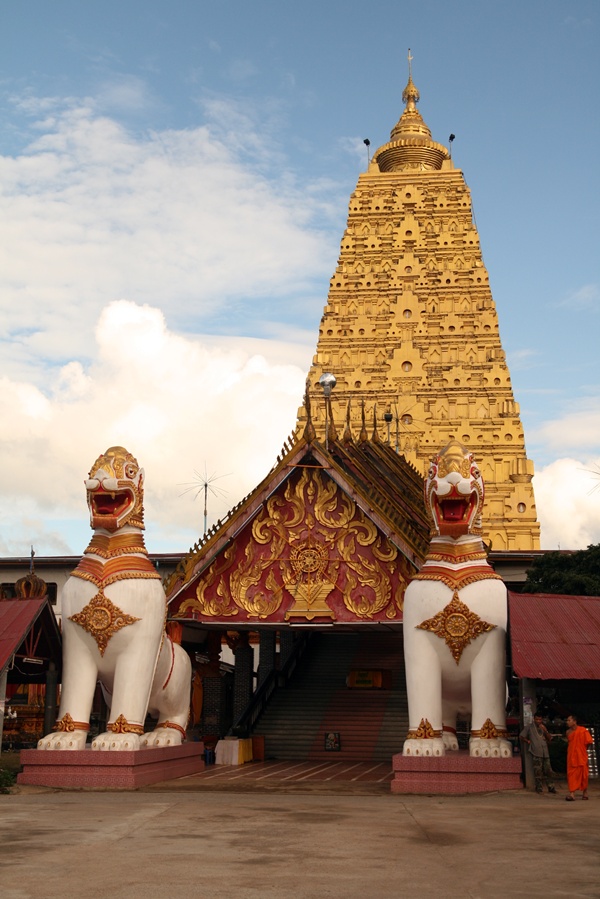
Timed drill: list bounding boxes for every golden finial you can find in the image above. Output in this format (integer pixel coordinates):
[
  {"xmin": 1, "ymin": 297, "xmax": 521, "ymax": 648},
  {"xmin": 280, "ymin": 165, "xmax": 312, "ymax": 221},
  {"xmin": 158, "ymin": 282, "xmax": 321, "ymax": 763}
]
[
  {"xmin": 374, "ymin": 47, "xmax": 449, "ymax": 172},
  {"xmin": 402, "ymin": 47, "xmax": 420, "ymax": 111}
]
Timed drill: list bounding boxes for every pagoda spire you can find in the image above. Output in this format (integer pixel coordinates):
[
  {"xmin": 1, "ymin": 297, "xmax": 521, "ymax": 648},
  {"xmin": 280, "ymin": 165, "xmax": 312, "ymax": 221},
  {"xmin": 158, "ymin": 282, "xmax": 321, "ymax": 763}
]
[
  {"xmin": 298, "ymin": 58, "xmax": 541, "ymax": 550},
  {"xmin": 374, "ymin": 50, "xmax": 449, "ymax": 172}
]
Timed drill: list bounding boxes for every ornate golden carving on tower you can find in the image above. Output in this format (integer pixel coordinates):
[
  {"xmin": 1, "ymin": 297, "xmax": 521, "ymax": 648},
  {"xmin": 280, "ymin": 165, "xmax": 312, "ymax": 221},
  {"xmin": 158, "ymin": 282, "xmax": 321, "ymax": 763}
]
[{"xmin": 299, "ymin": 59, "xmax": 539, "ymax": 550}]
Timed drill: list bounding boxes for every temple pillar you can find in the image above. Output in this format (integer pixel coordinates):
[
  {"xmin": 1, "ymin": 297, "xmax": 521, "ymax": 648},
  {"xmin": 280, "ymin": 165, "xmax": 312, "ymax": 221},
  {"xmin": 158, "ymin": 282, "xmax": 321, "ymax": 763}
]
[
  {"xmin": 280, "ymin": 630, "xmax": 295, "ymax": 668},
  {"xmin": 43, "ymin": 661, "xmax": 58, "ymax": 738},
  {"xmin": 258, "ymin": 630, "xmax": 277, "ymax": 686},
  {"xmin": 202, "ymin": 675, "xmax": 227, "ymax": 738},
  {"xmin": 0, "ymin": 666, "xmax": 7, "ymax": 751},
  {"xmin": 519, "ymin": 677, "xmax": 537, "ymax": 790},
  {"xmin": 232, "ymin": 632, "xmax": 254, "ymax": 723},
  {"xmin": 200, "ymin": 630, "xmax": 226, "ymax": 738}
]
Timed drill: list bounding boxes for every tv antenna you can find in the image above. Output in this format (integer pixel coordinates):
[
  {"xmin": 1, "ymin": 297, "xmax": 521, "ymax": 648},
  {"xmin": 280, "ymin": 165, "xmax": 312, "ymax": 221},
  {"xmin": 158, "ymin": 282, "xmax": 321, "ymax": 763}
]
[
  {"xmin": 580, "ymin": 462, "xmax": 600, "ymax": 496},
  {"xmin": 179, "ymin": 465, "xmax": 230, "ymax": 534}
]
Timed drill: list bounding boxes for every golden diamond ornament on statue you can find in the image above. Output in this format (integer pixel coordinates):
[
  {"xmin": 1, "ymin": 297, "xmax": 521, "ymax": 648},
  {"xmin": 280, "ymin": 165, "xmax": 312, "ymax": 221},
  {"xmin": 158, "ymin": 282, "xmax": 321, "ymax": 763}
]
[
  {"xmin": 69, "ymin": 588, "xmax": 140, "ymax": 656},
  {"xmin": 416, "ymin": 590, "xmax": 495, "ymax": 664}
]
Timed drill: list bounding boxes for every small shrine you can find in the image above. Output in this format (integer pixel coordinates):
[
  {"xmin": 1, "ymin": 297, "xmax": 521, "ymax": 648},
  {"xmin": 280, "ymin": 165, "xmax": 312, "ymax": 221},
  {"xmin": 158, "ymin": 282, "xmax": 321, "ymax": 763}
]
[{"xmin": 0, "ymin": 553, "xmax": 62, "ymax": 750}]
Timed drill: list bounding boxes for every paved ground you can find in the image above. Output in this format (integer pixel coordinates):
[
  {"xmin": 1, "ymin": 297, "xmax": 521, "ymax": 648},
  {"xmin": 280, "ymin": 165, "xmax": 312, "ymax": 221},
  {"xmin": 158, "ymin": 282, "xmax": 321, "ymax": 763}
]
[
  {"xmin": 1, "ymin": 769, "xmax": 599, "ymax": 899},
  {"xmin": 147, "ymin": 759, "xmax": 394, "ymax": 793}
]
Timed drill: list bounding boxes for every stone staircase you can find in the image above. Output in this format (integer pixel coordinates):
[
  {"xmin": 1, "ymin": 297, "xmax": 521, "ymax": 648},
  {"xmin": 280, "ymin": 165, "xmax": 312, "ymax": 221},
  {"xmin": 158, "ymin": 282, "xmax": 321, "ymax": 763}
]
[{"xmin": 255, "ymin": 632, "xmax": 408, "ymax": 762}]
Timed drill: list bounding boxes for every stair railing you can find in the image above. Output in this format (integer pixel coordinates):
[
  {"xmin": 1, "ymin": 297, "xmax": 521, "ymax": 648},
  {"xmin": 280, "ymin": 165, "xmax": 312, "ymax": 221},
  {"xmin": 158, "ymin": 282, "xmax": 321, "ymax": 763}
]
[{"xmin": 228, "ymin": 632, "xmax": 311, "ymax": 737}]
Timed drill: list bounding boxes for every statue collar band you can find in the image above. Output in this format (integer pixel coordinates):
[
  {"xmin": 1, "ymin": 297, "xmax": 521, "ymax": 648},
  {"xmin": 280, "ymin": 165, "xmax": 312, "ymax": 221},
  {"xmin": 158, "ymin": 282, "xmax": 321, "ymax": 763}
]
[
  {"xmin": 413, "ymin": 537, "xmax": 502, "ymax": 590},
  {"xmin": 72, "ymin": 533, "xmax": 160, "ymax": 587}
]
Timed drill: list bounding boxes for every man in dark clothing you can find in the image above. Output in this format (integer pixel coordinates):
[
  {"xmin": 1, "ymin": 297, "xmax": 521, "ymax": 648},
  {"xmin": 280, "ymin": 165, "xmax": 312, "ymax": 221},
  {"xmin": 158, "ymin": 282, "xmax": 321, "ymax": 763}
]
[{"xmin": 520, "ymin": 713, "xmax": 556, "ymax": 794}]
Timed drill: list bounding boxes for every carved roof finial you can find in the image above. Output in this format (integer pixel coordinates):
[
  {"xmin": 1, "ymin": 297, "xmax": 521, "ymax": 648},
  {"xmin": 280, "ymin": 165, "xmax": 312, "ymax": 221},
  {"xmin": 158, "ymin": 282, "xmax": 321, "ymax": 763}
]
[
  {"xmin": 372, "ymin": 404, "xmax": 381, "ymax": 443},
  {"xmin": 359, "ymin": 399, "xmax": 368, "ymax": 443},
  {"xmin": 326, "ymin": 395, "xmax": 338, "ymax": 444},
  {"xmin": 343, "ymin": 400, "xmax": 354, "ymax": 444},
  {"xmin": 303, "ymin": 380, "xmax": 316, "ymax": 442}
]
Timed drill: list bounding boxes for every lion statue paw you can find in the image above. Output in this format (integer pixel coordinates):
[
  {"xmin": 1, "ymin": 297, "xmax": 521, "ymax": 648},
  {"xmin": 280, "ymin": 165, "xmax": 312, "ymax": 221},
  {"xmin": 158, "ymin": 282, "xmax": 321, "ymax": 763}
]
[
  {"xmin": 38, "ymin": 731, "xmax": 87, "ymax": 751},
  {"xmin": 141, "ymin": 726, "xmax": 184, "ymax": 749},
  {"xmin": 469, "ymin": 737, "xmax": 512, "ymax": 758},
  {"xmin": 442, "ymin": 731, "xmax": 459, "ymax": 751},
  {"xmin": 402, "ymin": 738, "xmax": 445, "ymax": 757},
  {"xmin": 92, "ymin": 732, "xmax": 141, "ymax": 752}
]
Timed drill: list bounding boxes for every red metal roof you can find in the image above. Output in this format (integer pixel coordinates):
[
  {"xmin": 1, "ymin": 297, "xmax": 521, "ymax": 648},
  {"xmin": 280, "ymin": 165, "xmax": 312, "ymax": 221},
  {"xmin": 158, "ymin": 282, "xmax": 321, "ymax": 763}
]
[
  {"xmin": 0, "ymin": 598, "xmax": 48, "ymax": 673},
  {"xmin": 508, "ymin": 592, "xmax": 600, "ymax": 680}
]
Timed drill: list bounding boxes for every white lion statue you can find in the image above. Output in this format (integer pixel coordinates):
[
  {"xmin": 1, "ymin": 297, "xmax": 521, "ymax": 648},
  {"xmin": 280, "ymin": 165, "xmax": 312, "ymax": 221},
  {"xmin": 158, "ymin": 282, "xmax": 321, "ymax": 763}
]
[
  {"xmin": 39, "ymin": 446, "xmax": 191, "ymax": 751},
  {"xmin": 402, "ymin": 441, "xmax": 512, "ymax": 759}
]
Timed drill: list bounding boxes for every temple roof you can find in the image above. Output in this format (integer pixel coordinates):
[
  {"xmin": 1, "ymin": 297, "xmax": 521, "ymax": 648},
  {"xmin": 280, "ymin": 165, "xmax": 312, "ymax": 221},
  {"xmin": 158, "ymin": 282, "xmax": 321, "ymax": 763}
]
[
  {"xmin": 0, "ymin": 597, "xmax": 62, "ymax": 682},
  {"xmin": 164, "ymin": 422, "xmax": 429, "ymax": 609},
  {"xmin": 509, "ymin": 592, "xmax": 600, "ymax": 680}
]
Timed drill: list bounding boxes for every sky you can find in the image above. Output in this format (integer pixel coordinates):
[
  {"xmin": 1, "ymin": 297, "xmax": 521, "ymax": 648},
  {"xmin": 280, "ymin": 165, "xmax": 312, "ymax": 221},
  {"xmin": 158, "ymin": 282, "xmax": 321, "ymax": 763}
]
[{"xmin": 0, "ymin": 0, "xmax": 599, "ymax": 556}]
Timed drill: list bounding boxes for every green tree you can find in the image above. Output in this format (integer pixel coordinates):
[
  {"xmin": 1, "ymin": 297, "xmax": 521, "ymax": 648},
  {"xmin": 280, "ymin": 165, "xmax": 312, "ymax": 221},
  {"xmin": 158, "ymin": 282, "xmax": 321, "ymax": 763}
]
[{"xmin": 523, "ymin": 543, "xmax": 600, "ymax": 595}]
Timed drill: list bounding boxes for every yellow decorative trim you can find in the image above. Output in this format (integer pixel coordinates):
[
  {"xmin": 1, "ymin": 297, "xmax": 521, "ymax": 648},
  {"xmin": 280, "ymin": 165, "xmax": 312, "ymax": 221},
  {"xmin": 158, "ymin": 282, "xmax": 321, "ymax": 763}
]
[
  {"xmin": 155, "ymin": 721, "xmax": 187, "ymax": 740},
  {"xmin": 417, "ymin": 590, "xmax": 496, "ymax": 664},
  {"xmin": 53, "ymin": 713, "xmax": 90, "ymax": 733},
  {"xmin": 406, "ymin": 718, "xmax": 442, "ymax": 739},
  {"xmin": 471, "ymin": 719, "xmax": 507, "ymax": 739},
  {"xmin": 68, "ymin": 588, "xmax": 140, "ymax": 656},
  {"xmin": 107, "ymin": 714, "xmax": 144, "ymax": 736}
]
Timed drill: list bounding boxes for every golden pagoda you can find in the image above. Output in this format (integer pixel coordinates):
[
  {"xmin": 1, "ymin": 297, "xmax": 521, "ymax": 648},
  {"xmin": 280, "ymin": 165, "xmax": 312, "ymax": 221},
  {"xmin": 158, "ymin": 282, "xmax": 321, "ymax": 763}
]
[{"xmin": 300, "ymin": 55, "xmax": 540, "ymax": 551}]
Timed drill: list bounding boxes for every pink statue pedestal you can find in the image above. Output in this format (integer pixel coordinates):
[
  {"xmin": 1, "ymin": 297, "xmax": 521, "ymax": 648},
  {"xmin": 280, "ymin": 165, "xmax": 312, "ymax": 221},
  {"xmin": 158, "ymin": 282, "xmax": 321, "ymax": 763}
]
[
  {"xmin": 391, "ymin": 750, "xmax": 522, "ymax": 794},
  {"xmin": 18, "ymin": 743, "xmax": 205, "ymax": 790}
]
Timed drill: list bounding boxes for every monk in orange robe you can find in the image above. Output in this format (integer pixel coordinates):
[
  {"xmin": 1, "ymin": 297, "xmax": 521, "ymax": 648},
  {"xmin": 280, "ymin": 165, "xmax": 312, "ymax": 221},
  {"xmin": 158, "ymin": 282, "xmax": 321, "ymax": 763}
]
[{"xmin": 565, "ymin": 714, "xmax": 593, "ymax": 801}]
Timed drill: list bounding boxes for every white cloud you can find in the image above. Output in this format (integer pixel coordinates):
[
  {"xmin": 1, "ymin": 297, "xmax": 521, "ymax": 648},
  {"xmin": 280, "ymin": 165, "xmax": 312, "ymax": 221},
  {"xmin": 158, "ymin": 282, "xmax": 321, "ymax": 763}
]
[
  {"xmin": 0, "ymin": 300, "xmax": 311, "ymax": 555},
  {"xmin": 533, "ymin": 400, "xmax": 600, "ymax": 456},
  {"xmin": 557, "ymin": 283, "xmax": 599, "ymax": 311},
  {"xmin": 0, "ymin": 97, "xmax": 336, "ymax": 384},
  {"xmin": 506, "ymin": 348, "xmax": 540, "ymax": 371},
  {"xmin": 534, "ymin": 457, "xmax": 600, "ymax": 550},
  {"xmin": 0, "ymin": 98, "xmax": 336, "ymax": 557}
]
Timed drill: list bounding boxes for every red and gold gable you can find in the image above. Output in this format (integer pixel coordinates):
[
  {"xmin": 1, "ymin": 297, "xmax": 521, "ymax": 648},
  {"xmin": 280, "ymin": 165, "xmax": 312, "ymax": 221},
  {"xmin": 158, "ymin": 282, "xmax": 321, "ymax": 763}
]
[{"xmin": 171, "ymin": 467, "xmax": 415, "ymax": 625}]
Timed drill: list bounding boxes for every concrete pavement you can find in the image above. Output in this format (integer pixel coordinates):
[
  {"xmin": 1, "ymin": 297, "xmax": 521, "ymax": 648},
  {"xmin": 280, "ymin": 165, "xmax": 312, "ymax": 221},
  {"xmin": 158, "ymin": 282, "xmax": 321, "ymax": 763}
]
[{"xmin": 1, "ymin": 780, "xmax": 598, "ymax": 898}]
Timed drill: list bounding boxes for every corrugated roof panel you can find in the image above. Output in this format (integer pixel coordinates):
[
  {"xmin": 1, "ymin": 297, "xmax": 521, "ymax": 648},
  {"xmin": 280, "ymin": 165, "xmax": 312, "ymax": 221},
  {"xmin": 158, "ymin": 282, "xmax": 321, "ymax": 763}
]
[
  {"xmin": 0, "ymin": 599, "xmax": 46, "ymax": 672},
  {"xmin": 509, "ymin": 592, "xmax": 600, "ymax": 680}
]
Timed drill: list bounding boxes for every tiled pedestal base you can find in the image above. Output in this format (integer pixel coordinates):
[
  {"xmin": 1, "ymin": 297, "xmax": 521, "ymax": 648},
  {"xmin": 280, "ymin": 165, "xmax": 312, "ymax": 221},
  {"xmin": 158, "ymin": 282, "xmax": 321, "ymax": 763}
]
[
  {"xmin": 391, "ymin": 751, "xmax": 522, "ymax": 794},
  {"xmin": 18, "ymin": 743, "xmax": 205, "ymax": 790}
]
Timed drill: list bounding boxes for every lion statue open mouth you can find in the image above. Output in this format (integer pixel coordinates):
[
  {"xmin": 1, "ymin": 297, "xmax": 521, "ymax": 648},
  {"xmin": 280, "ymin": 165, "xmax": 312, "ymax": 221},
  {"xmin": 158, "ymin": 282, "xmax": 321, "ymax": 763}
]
[
  {"xmin": 402, "ymin": 441, "xmax": 512, "ymax": 759},
  {"xmin": 38, "ymin": 446, "xmax": 192, "ymax": 752}
]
